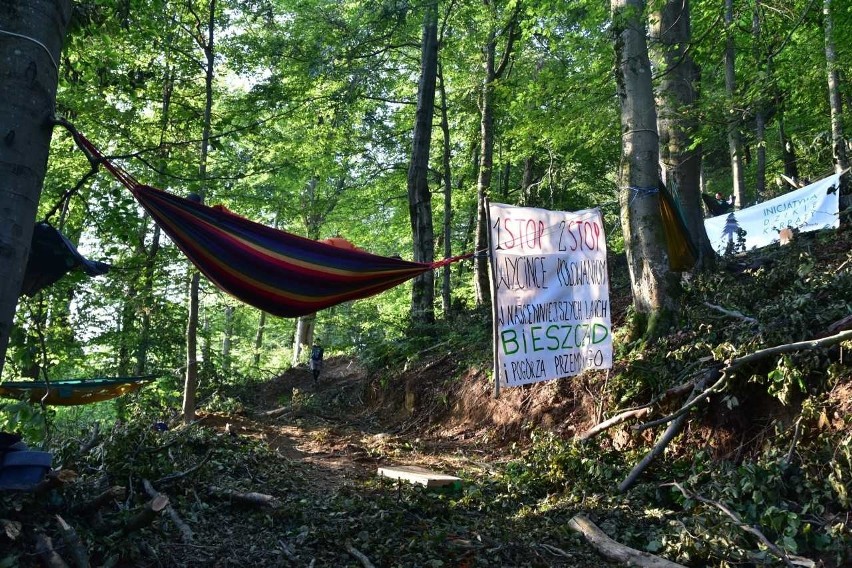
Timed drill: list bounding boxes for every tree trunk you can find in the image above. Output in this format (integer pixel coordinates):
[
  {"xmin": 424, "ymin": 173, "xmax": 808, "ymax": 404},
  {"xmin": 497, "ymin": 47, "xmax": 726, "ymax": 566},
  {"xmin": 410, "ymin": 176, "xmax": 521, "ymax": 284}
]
[
  {"xmin": 778, "ymin": 108, "xmax": 799, "ymax": 183},
  {"xmin": 407, "ymin": 0, "xmax": 438, "ymax": 324},
  {"xmin": 293, "ymin": 178, "xmax": 325, "ymax": 363},
  {"xmin": 613, "ymin": 0, "xmax": 680, "ymax": 339},
  {"xmin": 824, "ymin": 0, "xmax": 849, "ymax": 173},
  {"xmin": 184, "ymin": 272, "xmax": 200, "ymax": 423},
  {"xmin": 650, "ymin": 0, "xmax": 714, "ymax": 270},
  {"xmin": 184, "ymin": 0, "xmax": 216, "ymax": 424},
  {"xmin": 752, "ymin": 1, "xmax": 767, "ymax": 200},
  {"xmin": 253, "ymin": 310, "xmax": 265, "ymax": 368},
  {"xmin": 136, "ymin": 222, "xmax": 161, "ymax": 375},
  {"xmin": 136, "ymin": 67, "xmax": 172, "ymax": 375},
  {"xmin": 437, "ymin": 63, "xmax": 453, "ymax": 318},
  {"xmin": 0, "ymin": 0, "xmax": 72, "ymax": 377},
  {"xmin": 473, "ymin": 7, "xmax": 519, "ymax": 306},
  {"xmin": 724, "ymin": 0, "xmax": 746, "ymax": 208},
  {"xmin": 292, "ymin": 313, "xmax": 315, "ymax": 366},
  {"xmin": 221, "ymin": 304, "xmax": 233, "ymax": 374},
  {"xmin": 473, "ymin": 32, "xmax": 496, "ymax": 307}
]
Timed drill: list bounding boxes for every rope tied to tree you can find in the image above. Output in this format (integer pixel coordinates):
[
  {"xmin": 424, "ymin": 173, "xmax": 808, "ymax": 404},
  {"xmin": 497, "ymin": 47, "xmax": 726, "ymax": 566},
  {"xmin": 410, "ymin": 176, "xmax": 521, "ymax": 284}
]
[
  {"xmin": 0, "ymin": 28, "xmax": 59, "ymax": 71},
  {"xmin": 627, "ymin": 185, "xmax": 659, "ymax": 205}
]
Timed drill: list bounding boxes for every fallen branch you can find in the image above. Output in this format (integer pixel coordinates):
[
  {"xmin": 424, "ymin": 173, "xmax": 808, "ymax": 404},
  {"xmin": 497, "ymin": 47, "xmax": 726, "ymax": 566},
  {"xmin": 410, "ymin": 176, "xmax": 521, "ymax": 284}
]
[
  {"xmin": 619, "ymin": 405, "xmax": 691, "ymax": 493},
  {"xmin": 634, "ymin": 369, "xmax": 724, "ymax": 433},
  {"xmin": 345, "ymin": 540, "xmax": 377, "ymax": 568},
  {"xmin": 704, "ymin": 302, "xmax": 758, "ymax": 324},
  {"xmin": 538, "ymin": 543, "xmax": 574, "ymax": 559},
  {"xmin": 666, "ymin": 482, "xmax": 814, "ymax": 567},
  {"xmin": 55, "ymin": 515, "xmax": 90, "ymax": 568},
  {"xmin": 635, "ymin": 328, "xmax": 852, "ymax": 433},
  {"xmin": 578, "ymin": 407, "xmax": 651, "ymax": 441},
  {"xmin": 825, "ymin": 313, "xmax": 852, "ymax": 335},
  {"xmin": 35, "ymin": 533, "xmax": 70, "ymax": 568},
  {"xmin": 579, "ymin": 375, "xmax": 702, "ymax": 442},
  {"xmin": 259, "ymin": 406, "xmax": 289, "ymax": 419},
  {"xmin": 121, "ymin": 494, "xmax": 169, "ymax": 535},
  {"xmin": 209, "ymin": 486, "xmax": 281, "ymax": 509},
  {"xmin": 78, "ymin": 423, "xmax": 101, "ymax": 456},
  {"xmin": 154, "ymin": 450, "xmax": 212, "ymax": 486},
  {"xmin": 619, "ymin": 370, "xmax": 717, "ymax": 492},
  {"xmin": 567, "ymin": 514, "xmax": 686, "ymax": 568},
  {"xmin": 72, "ymin": 486, "xmax": 126, "ymax": 514},
  {"xmin": 143, "ymin": 479, "xmax": 193, "ymax": 544}
]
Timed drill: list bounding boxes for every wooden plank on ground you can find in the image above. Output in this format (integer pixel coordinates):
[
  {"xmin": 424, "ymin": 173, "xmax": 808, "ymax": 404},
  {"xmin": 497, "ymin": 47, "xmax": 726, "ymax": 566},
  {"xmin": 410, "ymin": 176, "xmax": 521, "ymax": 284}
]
[{"xmin": 377, "ymin": 465, "xmax": 461, "ymax": 488}]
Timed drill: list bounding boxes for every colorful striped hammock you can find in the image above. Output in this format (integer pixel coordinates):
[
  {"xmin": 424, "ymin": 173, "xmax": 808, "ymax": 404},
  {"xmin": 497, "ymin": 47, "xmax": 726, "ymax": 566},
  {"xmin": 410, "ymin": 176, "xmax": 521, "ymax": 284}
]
[
  {"xmin": 73, "ymin": 134, "xmax": 470, "ymax": 318},
  {"xmin": 0, "ymin": 376, "xmax": 157, "ymax": 406}
]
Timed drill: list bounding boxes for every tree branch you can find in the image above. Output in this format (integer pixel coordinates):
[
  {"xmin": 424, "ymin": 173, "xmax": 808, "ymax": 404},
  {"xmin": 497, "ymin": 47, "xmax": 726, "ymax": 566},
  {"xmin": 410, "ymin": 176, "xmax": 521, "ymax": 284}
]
[
  {"xmin": 666, "ymin": 482, "xmax": 809, "ymax": 567},
  {"xmin": 567, "ymin": 514, "xmax": 686, "ymax": 567}
]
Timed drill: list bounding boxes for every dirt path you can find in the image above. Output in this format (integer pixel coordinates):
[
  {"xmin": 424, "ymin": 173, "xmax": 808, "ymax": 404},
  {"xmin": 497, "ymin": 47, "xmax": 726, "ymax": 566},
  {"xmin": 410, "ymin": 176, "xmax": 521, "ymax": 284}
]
[{"xmin": 200, "ymin": 357, "xmax": 500, "ymax": 494}]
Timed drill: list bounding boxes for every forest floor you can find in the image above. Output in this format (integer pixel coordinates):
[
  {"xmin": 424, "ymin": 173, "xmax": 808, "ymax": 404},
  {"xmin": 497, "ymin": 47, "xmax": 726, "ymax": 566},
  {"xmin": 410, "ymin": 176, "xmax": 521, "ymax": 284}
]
[{"xmin": 3, "ymin": 214, "xmax": 852, "ymax": 567}]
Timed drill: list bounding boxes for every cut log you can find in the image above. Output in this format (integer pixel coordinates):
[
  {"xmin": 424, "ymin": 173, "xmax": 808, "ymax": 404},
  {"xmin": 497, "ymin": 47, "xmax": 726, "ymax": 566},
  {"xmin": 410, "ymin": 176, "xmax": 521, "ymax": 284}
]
[
  {"xmin": 35, "ymin": 533, "xmax": 70, "ymax": 568},
  {"xmin": 121, "ymin": 494, "xmax": 169, "ymax": 535},
  {"xmin": 209, "ymin": 486, "xmax": 281, "ymax": 508},
  {"xmin": 55, "ymin": 515, "xmax": 90, "ymax": 568},
  {"xmin": 568, "ymin": 515, "xmax": 686, "ymax": 568},
  {"xmin": 143, "ymin": 479, "xmax": 193, "ymax": 544},
  {"xmin": 72, "ymin": 486, "xmax": 126, "ymax": 514}
]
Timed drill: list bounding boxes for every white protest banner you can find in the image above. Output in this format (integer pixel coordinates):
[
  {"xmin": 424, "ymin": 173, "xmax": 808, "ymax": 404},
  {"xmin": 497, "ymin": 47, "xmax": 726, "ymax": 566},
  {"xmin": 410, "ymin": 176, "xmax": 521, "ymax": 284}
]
[
  {"xmin": 704, "ymin": 173, "xmax": 840, "ymax": 253},
  {"xmin": 488, "ymin": 203, "xmax": 612, "ymax": 388}
]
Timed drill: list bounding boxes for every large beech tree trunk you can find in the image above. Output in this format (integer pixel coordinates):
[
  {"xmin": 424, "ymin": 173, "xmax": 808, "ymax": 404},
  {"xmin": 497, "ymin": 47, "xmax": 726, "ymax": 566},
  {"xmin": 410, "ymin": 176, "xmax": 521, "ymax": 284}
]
[
  {"xmin": 650, "ymin": 0, "xmax": 714, "ymax": 270},
  {"xmin": 612, "ymin": 0, "xmax": 680, "ymax": 339},
  {"xmin": 0, "ymin": 0, "xmax": 73, "ymax": 377}
]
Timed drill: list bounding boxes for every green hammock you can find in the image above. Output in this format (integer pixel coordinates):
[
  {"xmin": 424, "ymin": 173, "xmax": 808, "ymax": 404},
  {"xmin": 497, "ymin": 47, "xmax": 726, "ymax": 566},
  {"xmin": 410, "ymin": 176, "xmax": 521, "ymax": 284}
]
[{"xmin": 0, "ymin": 376, "xmax": 157, "ymax": 406}]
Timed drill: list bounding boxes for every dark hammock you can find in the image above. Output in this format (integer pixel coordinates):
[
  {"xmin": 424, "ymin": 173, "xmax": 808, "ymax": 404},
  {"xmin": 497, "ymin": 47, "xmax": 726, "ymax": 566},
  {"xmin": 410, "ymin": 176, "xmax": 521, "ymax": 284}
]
[
  {"xmin": 21, "ymin": 222, "xmax": 110, "ymax": 297},
  {"xmin": 73, "ymin": 133, "xmax": 470, "ymax": 318}
]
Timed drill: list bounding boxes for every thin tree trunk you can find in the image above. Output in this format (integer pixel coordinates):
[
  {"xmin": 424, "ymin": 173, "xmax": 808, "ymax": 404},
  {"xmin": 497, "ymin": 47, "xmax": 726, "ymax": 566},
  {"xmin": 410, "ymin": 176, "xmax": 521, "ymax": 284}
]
[
  {"xmin": 253, "ymin": 310, "xmax": 266, "ymax": 368},
  {"xmin": 473, "ymin": 32, "xmax": 496, "ymax": 307},
  {"xmin": 184, "ymin": 0, "xmax": 216, "ymax": 424},
  {"xmin": 437, "ymin": 63, "xmax": 453, "ymax": 317},
  {"xmin": 824, "ymin": 0, "xmax": 849, "ymax": 172},
  {"xmin": 407, "ymin": 0, "xmax": 438, "ymax": 324},
  {"xmin": 778, "ymin": 108, "xmax": 799, "ymax": 183},
  {"xmin": 222, "ymin": 304, "xmax": 233, "ymax": 374},
  {"xmin": 752, "ymin": 1, "xmax": 767, "ymax": 200},
  {"xmin": 136, "ymin": 223, "xmax": 160, "ymax": 376},
  {"xmin": 136, "ymin": 66, "xmax": 172, "ymax": 375},
  {"xmin": 473, "ymin": 7, "xmax": 519, "ymax": 306},
  {"xmin": 724, "ymin": 0, "xmax": 746, "ymax": 209},
  {"xmin": 0, "ymin": 0, "xmax": 72, "ymax": 376},
  {"xmin": 613, "ymin": 0, "xmax": 680, "ymax": 339},
  {"xmin": 293, "ymin": 178, "xmax": 323, "ymax": 363}
]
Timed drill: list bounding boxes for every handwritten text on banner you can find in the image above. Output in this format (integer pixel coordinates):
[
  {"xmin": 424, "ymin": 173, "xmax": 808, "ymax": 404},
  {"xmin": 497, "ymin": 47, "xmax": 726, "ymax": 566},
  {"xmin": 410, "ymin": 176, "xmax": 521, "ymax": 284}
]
[{"xmin": 489, "ymin": 203, "xmax": 613, "ymax": 388}]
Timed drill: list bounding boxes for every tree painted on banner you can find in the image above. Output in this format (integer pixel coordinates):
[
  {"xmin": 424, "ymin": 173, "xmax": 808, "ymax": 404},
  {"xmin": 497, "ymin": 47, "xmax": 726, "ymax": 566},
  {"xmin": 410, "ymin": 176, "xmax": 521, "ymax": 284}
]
[{"xmin": 489, "ymin": 203, "xmax": 612, "ymax": 388}]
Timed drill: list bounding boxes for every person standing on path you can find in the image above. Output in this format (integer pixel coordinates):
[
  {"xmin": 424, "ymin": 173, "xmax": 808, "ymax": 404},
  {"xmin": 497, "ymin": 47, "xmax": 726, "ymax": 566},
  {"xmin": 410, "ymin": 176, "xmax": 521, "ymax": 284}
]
[{"xmin": 309, "ymin": 340, "xmax": 324, "ymax": 383}]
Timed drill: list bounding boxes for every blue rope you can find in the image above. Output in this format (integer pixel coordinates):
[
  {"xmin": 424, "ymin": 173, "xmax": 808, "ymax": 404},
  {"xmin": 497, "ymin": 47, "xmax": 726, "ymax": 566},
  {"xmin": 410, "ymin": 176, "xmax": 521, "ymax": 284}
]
[{"xmin": 628, "ymin": 186, "xmax": 659, "ymax": 205}]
